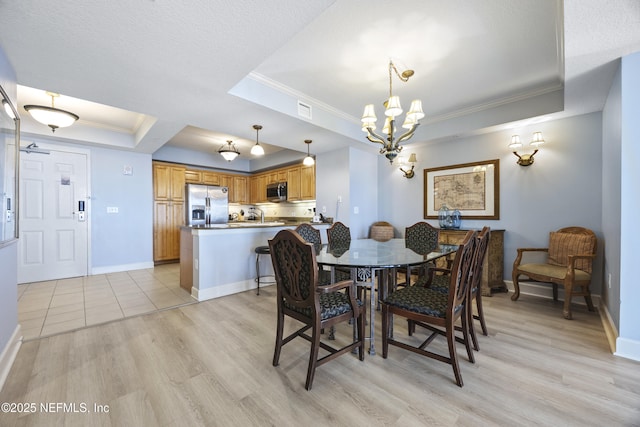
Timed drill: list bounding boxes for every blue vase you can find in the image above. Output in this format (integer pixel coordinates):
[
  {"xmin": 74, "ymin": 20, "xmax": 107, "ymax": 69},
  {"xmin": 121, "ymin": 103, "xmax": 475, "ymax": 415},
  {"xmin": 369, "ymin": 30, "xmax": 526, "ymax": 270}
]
[{"xmin": 451, "ymin": 209, "xmax": 461, "ymax": 229}]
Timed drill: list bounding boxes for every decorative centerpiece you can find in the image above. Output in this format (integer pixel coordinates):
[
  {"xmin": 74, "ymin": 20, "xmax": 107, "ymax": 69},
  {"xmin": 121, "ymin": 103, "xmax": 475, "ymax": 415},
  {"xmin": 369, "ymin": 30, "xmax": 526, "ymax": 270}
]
[{"xmin": 438, "ymin": 204, "xmax": 462, "ymax": 229}]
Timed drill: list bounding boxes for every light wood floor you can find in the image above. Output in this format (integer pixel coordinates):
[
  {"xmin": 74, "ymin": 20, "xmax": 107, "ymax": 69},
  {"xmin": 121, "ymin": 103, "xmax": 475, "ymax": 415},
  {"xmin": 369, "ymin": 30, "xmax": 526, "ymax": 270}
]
[{"xmin": 1, "ymin": 287, "xmax": 639, "ymax": 426}]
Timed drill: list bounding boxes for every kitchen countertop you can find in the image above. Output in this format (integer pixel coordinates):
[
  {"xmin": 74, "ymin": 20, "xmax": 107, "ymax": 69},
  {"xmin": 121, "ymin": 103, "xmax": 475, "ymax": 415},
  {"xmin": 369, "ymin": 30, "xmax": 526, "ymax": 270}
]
[{"xmin": 185, "ymin": 220, "xmax": 330, "ymax": 230}]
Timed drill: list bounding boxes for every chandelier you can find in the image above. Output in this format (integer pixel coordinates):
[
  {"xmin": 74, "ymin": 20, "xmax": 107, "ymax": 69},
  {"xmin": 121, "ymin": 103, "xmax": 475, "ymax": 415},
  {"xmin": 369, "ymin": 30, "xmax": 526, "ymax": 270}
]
[
  {"xmin": 361, "ymin": 60, "xmax": 424, "ymax": 163},
  {"xmin": 23, "ymin": 91, "xmax": 79, "ymax": 133},
  {"xmin": 218, "ymin": 140, "xmax": 240, "ymax": 162}
]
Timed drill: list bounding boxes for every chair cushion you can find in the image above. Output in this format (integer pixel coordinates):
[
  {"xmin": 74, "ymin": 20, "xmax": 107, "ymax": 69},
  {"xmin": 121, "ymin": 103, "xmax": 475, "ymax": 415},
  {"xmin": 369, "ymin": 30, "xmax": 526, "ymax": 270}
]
[
  {"xmin": 547, "ymin": 232, "xmax": 595, "ymax": 272},
  {"xmin": 414, "ymin": 274, "xmax": 449, "ymax": 294},
  {"xmin": 384, "ymin": 285, "xmax": 460, "ymax": 318},
  {"xmin": 518, "ymin": 263, "xmax": 592, "ymax": 281},
  {"xmin": 284, "ymin": 292, "xmax": 360, "ymax": 321}
]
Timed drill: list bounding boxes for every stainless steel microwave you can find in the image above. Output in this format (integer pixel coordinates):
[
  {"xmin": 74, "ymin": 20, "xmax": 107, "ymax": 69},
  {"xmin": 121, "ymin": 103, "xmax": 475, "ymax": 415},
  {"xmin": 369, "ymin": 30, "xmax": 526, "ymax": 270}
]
[{"xmin": 266, "ymin": 182, "xmax": 287, "ymax": 202}]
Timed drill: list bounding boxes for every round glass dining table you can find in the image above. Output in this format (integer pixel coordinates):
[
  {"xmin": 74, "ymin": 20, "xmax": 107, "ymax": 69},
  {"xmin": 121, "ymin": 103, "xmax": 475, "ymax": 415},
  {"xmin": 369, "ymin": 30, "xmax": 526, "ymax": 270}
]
[{"xmin": 315, "ymin": 238, "xmax": 458, "ymax": 355}]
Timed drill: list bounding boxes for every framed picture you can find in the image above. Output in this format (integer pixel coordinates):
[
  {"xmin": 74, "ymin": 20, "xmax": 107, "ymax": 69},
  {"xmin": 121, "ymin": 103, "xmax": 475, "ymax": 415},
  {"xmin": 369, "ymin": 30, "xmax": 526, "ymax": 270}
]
[{"xmin": 424, "ymin": 159, "xmax": 499, "ymax": 220}]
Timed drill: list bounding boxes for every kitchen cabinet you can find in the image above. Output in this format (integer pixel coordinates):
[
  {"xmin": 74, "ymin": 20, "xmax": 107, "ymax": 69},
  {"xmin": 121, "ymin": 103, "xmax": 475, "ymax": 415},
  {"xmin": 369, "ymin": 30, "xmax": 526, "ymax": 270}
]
[
  {"xmin": 153, "ymin": 201, "xmax": 184, "ymax": 262},
  {"xmin": 202, "ymin": 171, "xmax": 220, "ymax": 186},
  {"xmin": 233, "ymin": 176, "xmax": 248, "ymax": 204},
  {"xmin": 184, "ymin": 169, "xmax": 202, "ymax": 184},
  {"xmin": 300, "ymin": 164, "xmax": 315, "ymax": 200},
  {"xmin": 438, "ymin": 228, "xmax": 506, "ymax": 296},
  {"xmin": 153, "ymin": 162, "xmax": 186, "ymax": 263},
  {"xmin": 287, "ymin": 167, "xmax": 301, "ymax": 200},
  {"xmin": 153, "ymin": 163, "xmax": 186, "ymax": 201}
]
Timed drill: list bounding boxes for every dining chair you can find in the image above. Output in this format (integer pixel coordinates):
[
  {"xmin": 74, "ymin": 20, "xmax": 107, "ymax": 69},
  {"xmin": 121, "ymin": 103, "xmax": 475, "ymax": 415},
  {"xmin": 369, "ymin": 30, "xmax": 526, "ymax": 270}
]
[
  {"xmin": 381, "ymin": 230, "xmax": 477, "ymax": 387},
  {"xmin": 327, "ymin": 221, "xmax": 373, "ymax": 289},
  {"xmin": 415, "ymin": 227, "xmax": 491, "ymax": 351},
  {"xmin": 269, "ymin": 229, "xmax": 365, "ymax": 390},
  {"xmin": 400, "ymin": 221, "xmax": 440, "ymax": 286}
]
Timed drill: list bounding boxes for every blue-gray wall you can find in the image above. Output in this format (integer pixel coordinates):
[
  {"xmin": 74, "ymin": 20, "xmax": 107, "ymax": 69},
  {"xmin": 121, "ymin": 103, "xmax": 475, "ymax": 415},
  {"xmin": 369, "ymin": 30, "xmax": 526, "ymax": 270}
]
[
  {"xmin": 618, "ymin": 51, "xmax": 640, "ymax": 357},
  {"xmin": 378, "ymin": 112, "xmax": 604, "ymax": 294},
  {"xmin": 0, "ymin": 43, "xmax": 19, "ymax": 385}
]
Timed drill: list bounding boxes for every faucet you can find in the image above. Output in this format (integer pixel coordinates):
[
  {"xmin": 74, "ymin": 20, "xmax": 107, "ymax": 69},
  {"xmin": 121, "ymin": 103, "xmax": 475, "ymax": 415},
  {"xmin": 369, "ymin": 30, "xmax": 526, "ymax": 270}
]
[{"xmin": 252, "ymin": 207, "xmax": 265, "ymax": 223}]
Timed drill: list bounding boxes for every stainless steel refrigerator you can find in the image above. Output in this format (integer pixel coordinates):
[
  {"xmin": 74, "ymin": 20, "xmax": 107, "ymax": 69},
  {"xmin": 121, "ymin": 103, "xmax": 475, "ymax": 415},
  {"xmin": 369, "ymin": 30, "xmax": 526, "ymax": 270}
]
[{"xmin": 185, "ymin": 184, "xmax": 229, "ymax": 225}]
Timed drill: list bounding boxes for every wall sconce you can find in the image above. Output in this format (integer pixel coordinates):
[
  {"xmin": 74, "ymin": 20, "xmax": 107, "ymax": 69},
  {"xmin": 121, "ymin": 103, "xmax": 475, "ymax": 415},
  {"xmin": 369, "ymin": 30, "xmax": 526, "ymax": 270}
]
[
  {"xmin": 509, "ymin": 131, "xmax": 545, "ymax": 166},
  {"xmin": 399, "ymin": 153, "xmax": 417, "ymax": 178}
]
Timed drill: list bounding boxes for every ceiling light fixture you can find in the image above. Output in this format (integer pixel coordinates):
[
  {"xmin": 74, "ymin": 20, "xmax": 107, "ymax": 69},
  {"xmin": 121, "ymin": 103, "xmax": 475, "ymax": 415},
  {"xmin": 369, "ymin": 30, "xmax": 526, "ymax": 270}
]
[
  {"xmin": 509, "ymin": 131, "xmax": 545, "ymax": 166},
  {"xmin": 361, "ymin": 60, "xmax": 424, "ymax": 164},
  {"xmin": 303, "ymin": 139, "xmax": 315, "ymax": 166},
  {"xmin": 218, "ymin": 140, "xmax": 240, "ymax": 162},
  {"xmin": 2, "ymin": 99, "xmax": 16, "ymax": 120},
  {"xmin": 251, "ymin": 124, "xmax": 265, "ymax": 156},
  {"xmin": 23, "ymin": 91, "xmax": 79, "ymax": 133}
]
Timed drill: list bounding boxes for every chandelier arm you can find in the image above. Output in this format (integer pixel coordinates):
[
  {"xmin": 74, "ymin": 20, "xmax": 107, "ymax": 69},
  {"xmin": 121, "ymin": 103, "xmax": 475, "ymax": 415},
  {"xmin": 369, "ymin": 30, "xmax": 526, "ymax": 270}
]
[
  {"xmin": 396, "ymin": 123, "xmax": 420, "ymax": 144},
  {"xmin": 365, "ymin": 128, "xmax": 389, "ymax": 146},
  {"xmin": 389, "ymin": 61, "xmax": 409, "ymax": 83}
]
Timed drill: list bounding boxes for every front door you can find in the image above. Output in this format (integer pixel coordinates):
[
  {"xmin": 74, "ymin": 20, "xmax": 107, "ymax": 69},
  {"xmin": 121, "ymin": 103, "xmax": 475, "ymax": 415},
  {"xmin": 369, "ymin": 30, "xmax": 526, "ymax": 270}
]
[{"xmin": 18, "ymin": 145, "xmax": 89, "ymax": 283}]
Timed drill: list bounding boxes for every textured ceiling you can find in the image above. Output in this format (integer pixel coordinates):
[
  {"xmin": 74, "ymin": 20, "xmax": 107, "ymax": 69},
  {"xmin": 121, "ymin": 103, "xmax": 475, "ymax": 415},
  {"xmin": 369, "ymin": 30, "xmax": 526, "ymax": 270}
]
[{"xmin": 1, "ymin": 0, "xmax": 639, "ymax": 162}]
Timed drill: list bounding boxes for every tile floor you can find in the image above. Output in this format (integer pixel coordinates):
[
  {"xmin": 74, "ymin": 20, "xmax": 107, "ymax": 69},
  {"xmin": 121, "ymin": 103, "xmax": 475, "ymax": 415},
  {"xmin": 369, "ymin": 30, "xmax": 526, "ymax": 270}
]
[{"xmin": 17, "ymin": 263, "xmax": 195, "ymax": 340}]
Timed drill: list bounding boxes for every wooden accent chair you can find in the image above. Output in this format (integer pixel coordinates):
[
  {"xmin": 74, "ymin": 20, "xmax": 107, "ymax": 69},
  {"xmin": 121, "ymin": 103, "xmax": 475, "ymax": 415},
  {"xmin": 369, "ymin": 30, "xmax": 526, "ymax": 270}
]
[
  {"xmin": 511, "ymin": 226, "xmax": 597, "ymax": 320},
  {"xmin": 269, "ymin": 229, "xmax": 365, "ymax": 390},
  {"xmin": 415, "ymin": 227, "xmax": 490, "ymax": 351},
  {"xmin": 381, "ymin": 230, "xmax": 477, "ymax": 387}
]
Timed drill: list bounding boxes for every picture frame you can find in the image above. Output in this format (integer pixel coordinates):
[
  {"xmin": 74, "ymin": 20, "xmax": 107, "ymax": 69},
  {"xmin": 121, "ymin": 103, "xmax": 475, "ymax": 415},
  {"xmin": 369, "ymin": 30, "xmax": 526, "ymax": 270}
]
[{"xmin": 424, "ymin": 159, "xmax": 499, "ymax": 220}]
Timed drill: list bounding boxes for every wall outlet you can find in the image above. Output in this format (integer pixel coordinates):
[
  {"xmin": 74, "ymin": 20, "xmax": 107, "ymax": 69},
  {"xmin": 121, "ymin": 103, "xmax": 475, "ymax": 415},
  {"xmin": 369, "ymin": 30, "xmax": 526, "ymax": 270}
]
[
  {"xmin": 322, "ymin": 206, "xmax": 327, "ymax": 213},
  {"xmin": 354, "ymin": 206, "xmax": 359, "ymax": 214},
  {"xmin": 107, "ymin": 207, "xmax": 118, "ymax": 213},
  {"xmin": 337, "ymin": 196, "xmax": 342, "ymax": 203}
]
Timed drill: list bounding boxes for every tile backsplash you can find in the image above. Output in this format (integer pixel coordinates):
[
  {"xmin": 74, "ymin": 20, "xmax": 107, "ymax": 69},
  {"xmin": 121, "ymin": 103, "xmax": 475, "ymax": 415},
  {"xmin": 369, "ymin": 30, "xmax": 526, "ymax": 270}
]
[{"xmin": 230, "ymin": 201, "xmax": 316, "ymax": 220}]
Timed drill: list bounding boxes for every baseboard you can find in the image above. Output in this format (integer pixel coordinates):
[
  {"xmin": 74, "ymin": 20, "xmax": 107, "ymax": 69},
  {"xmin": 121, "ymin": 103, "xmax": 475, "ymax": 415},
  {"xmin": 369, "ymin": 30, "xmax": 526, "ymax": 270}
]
[
  {"xmin": 504, "ymin": 280, "xmax": 601, "ymax": 307},
  {"xmin": 0, "ymin": 325, "xmax": 22, "ymax": 392},
  {"xmin": 615, "ymin": 337, "xmax": 640, "ymax": 362},
  {"xmin": 599, "ymin": 303, "xmax": 618, "ymax": 354},
  {"xmin": 505, "ymin": 280, "xmax": 640, "ymax": 361},
  {"xmin": 91, "ymin": 261, "xmax": 155, "ymax": 275},
  {"xmin": 192, "ymin": 279, "xmax": 274, "ymax": 301}
]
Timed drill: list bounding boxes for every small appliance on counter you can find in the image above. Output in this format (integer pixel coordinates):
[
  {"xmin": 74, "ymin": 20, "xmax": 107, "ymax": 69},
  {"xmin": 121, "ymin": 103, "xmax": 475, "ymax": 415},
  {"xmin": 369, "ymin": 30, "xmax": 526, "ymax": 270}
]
[{"xmin": 186, "ymin": 183, "xmax": 229, "ymax": 226}]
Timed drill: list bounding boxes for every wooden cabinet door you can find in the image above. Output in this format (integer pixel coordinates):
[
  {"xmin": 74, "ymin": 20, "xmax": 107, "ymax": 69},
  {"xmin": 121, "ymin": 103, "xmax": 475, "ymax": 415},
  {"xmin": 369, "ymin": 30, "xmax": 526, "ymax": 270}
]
[
  {"xmin": 154, "ymin": 201, "xmax": 183, "ymax": 262},
  {"xmin": 202, "ymin": 172, "xmax": 220, "ymax": 186},
  {"xmin": 153, "ymin": 165, "xmax": 172, "ymax": 200},
  {"xmin": 277, "ymin": 170, "xmax": 287, "ymax": 182},
  {"xmin": 234, "ymin": 176, "xmax": 248, "ymax": 204},
  {"xmin": 219, "ymin": 175, "xmax": 234, "ymax": 202},
  {"xmin": 184, "ymin": 169, "xmax": 202, "ymax": 184},
  {"xmin": 170, "ymin": 167, "xmax": 186, "ymax": 201},
  {"xmin": 300, "ymin": 165, "xmax": 315, "ymax": 200},
  {"xmin": 287, "ymin": 166, "xmax": 301, "ymax": 201},
  {"xmin": 154, "ymin": 163, "xmax": 185, "ymax": 200},
  {"xmin": 256, "ymin": 175, "xmax": 267, "ymax": 203}
]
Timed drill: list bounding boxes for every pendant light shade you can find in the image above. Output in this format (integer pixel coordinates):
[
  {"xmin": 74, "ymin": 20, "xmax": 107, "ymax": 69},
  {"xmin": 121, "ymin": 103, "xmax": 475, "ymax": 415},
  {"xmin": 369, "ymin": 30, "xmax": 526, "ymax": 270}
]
[
  {"xmin": 23, "ymin": 91, "xmax": 79, "ymax": 133},
  {"xmin": 303, "ymin": 139, "xmax": 315, "ymax": 166},
  {"xmin": 250, "ymin": 124, "xmax": 265, "ymax": 155},
  {"xmin": 218, "ymin": 140, "xmax": 240, "ymax": 162}
]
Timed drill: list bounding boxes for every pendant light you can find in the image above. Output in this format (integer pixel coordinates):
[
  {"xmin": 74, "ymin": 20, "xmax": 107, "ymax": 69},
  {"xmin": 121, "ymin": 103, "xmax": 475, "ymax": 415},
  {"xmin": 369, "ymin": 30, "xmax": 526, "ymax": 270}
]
[
  {"xmin": 303, "ymin": 139, "xmax": 315, "ymax": 166},
  {"xmin": 251, "ymin": 124, "xmax": 265, "ymax": 155},
  {"xmin": 218, "ymin": 140, "xmax": 240, "ymax": 162},
  {"xmin": 23, "ymin": 91, "xmax": 79, "ymax": 133}
]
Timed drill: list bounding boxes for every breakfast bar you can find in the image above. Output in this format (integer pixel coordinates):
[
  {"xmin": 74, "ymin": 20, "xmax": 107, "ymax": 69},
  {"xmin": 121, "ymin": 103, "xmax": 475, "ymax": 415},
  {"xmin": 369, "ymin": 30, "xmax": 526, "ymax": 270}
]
[{"xmin": 180, "ymin": 223, "xmax": 330, "ymax": 301}]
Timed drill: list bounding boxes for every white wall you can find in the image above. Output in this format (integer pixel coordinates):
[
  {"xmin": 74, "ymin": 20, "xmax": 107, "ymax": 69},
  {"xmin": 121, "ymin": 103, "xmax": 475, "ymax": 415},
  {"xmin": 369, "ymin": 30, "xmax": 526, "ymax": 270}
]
[{"xmin": 378, "ymin": 112, "xmax": 604, "ymax": 294}]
